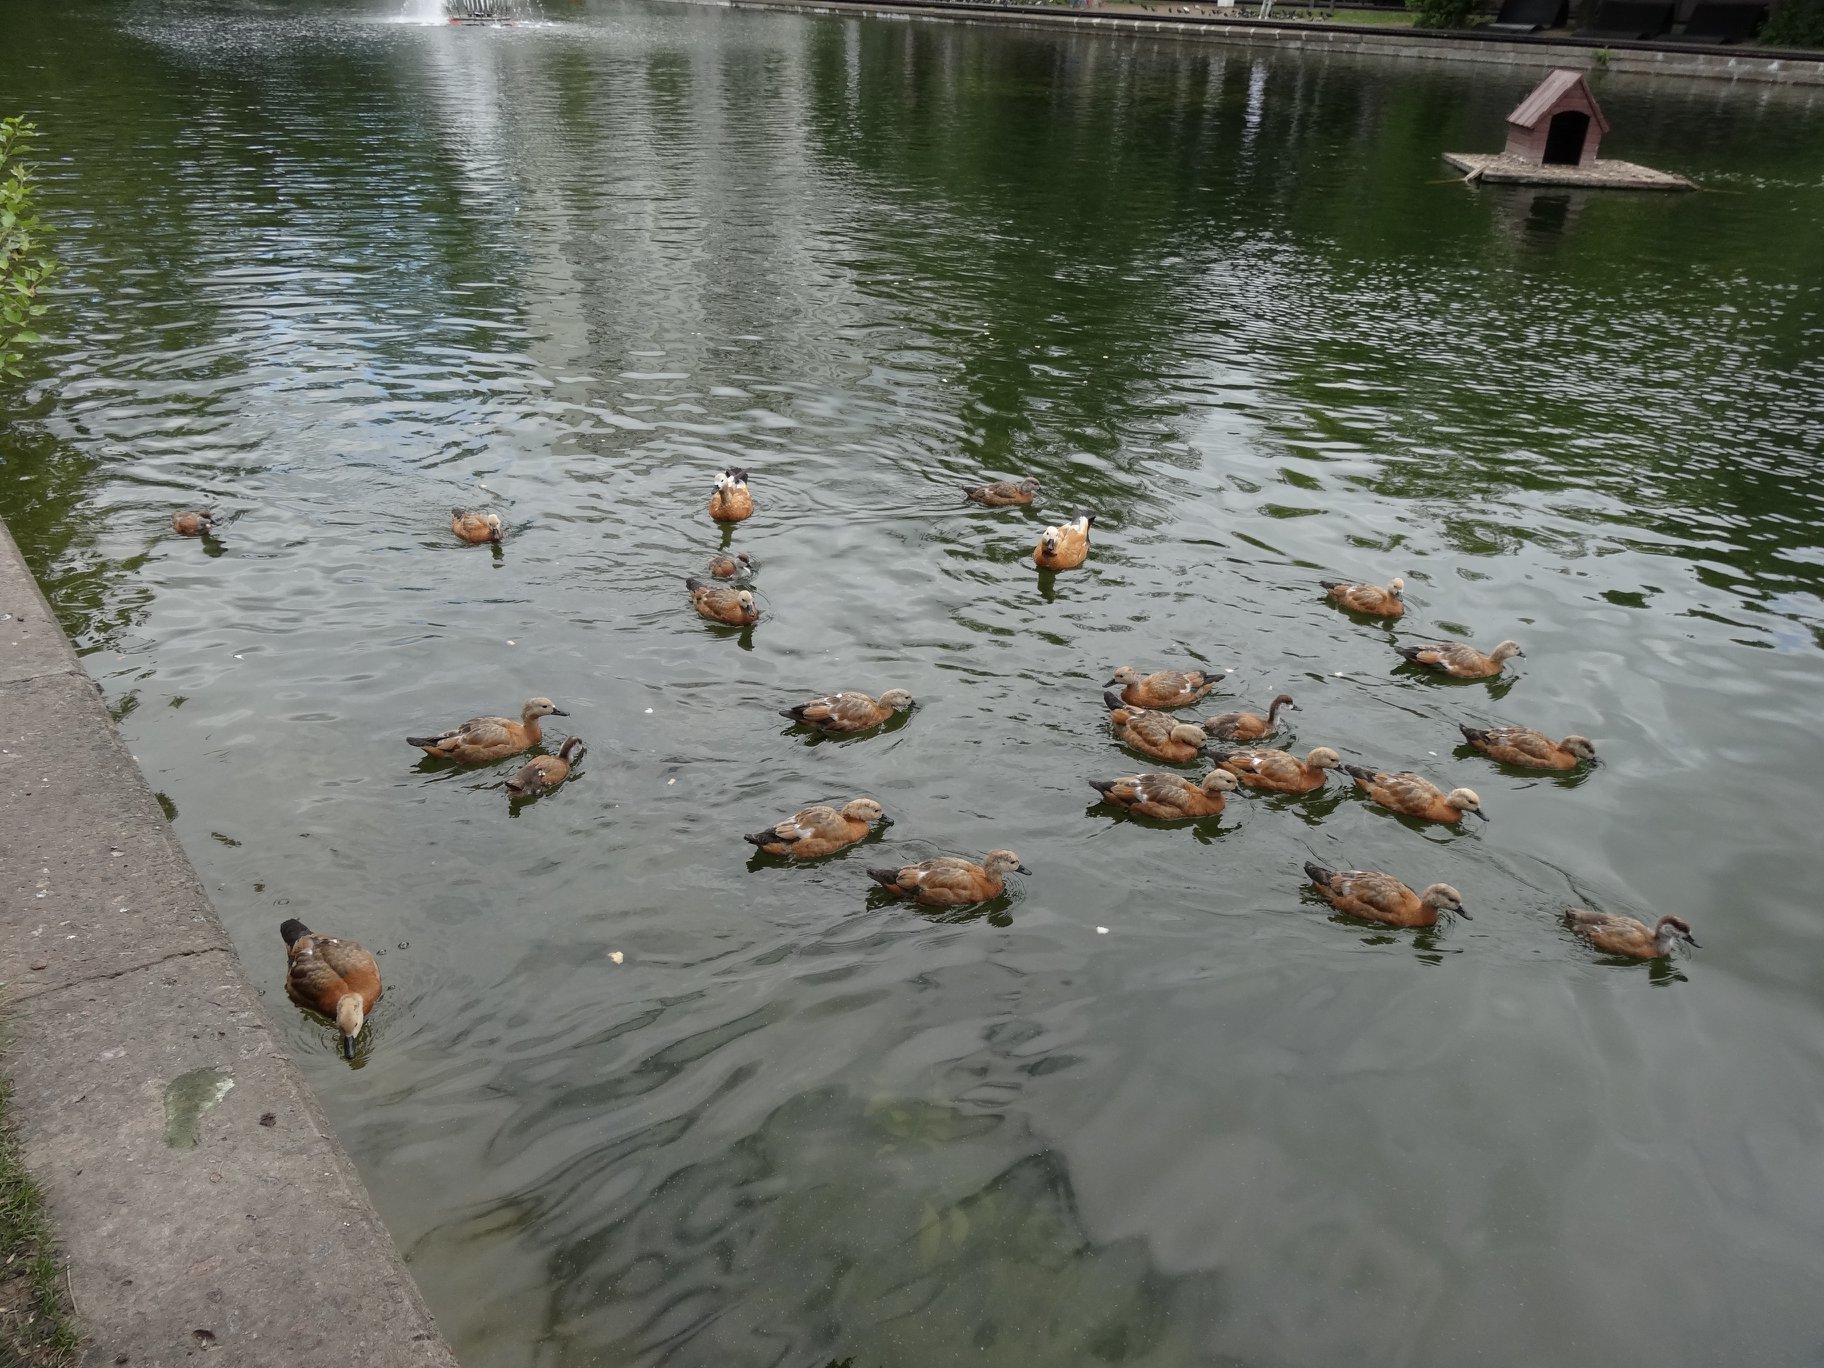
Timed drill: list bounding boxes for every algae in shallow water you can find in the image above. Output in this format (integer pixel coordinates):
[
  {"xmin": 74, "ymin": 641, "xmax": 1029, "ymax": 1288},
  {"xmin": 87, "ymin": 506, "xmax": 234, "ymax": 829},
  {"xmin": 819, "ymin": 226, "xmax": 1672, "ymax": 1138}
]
[{"xmin": 162, "ymin": 1067, "xmax": 233, "ymax": 1149}]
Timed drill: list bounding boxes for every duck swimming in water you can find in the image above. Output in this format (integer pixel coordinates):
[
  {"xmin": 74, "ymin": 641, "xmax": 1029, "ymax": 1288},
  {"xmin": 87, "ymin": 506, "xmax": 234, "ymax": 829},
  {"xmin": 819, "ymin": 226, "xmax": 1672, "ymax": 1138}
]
[
  {"xmin": 780, "ymin": 689, "xmax": 914, "ymax": 732},
  {"xmin": 505, "ymin": 736, "xmax": 584, "ymax": 798},
  {"xmin": 1304, "ymin": 863, "xmax": 1467, "ymax": 928},
  {"xmin": 1343, "ymin": 765, "xmax": 1487, "ymax": 825},
  {"xmin": 964, "ymin": 477, "xmax": 1039, "ymax": 507},
  {"xmin": 868, "ymin": 850, "xmax": 1030, "ymax": 906},
  {"xmin": 706, "ymin": 550, "xmax": 753, "ymax": 579},
  {"xmin": 744, "ymin": 798, "xmax": 886, "ymax": 858},
  {"xmin": 1563, "ymin": 908, "xmax": 1699, "ymax": 960},
  {"xmin": 1459, "ymin": 724, "xmax": 1597, "ymax": 770},
  {"xmin": 172, "ymin": 509, "xmax": 217, "ymax": 537},
  {"xmin": 406, "ymin": 697, "xmax": 567, "ymax": 764},
  {"xmin": 1034, "ymin": 513, "xmax": 1093, "ymax": 570},
  {"xmin": 281, "ymin": 919, "xmax": 382, "ymax": 1059},
  {"xmin": 1396, "ymin": 639, "xmax": 1524, "ymax": 679},
  {"xmin": 1210, "ymin": 745, "xmax": 1341, "ymax": 794},
  {"xmin": 708, "ymin": 468, "xmax": 754, "ymax": 523},
  {"xmin": 1202, "ymin": 694, "xmax": 1297, "ymax": 742},
  {"xmin": 1106, "ymin": 665, "xmax": 1224, "ymax": 710},
  {"xmin": 1321, "ymin": 576, "xmax": 1405, "ymax": 618},
  {"xmin": 686, "ymin": 577, "xmax": 760, "ymax": 626},
  {"xmin": 1104, "ymin": 692, "xmax": 1210, "ymax": 765},
  {"xmin": 1087, "ymin": 768, "xmax": 1238, "ymax": 820},
  {"xmin": 450, "ymin": 508, "xmax": 503, "ymax": 544}
]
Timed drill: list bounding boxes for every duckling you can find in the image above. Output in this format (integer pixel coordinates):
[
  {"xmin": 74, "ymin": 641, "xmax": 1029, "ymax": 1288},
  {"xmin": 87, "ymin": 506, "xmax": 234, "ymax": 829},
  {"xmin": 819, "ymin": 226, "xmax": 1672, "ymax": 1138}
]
[
  {"xmin": 1343, "ymin": 765, "xmax": 1487, "ymax": 824},
  {"xmin": 708, "ymin": 468, "xmax": 754, "ymax": 522},
  {"xmin": 780, "ymin": 688, "xmax": 914, "ymax": 732},
  {"xmin": 964, "ymin": 477, "xmax": 1039, "ymax": 507},
  {"xmin": 1321, "ymin": 576, "xmax": 1404, "ymax": 618},
  {"xmin": 1106, "ymin": 664, "xmax": 1224, "ymax": 710},
  {"xmin": 281, "ymin": 919, "xmax": 382, "ymax": 1059},
  {"xmin": 1396, "ymin": 639, "xmax": 1523, "ymax": 679},
  {"xmin": 744, "ymin": 798, "xmax": 886, "ymax": 858},
  {"xmin": 505, "ymin": 736, "xmax": 585, "ymax": 798},
  {"xmin": 1104, "ymin": 691, "xmax": 1210, "ymax": 765},
  {"xmin": 867, "ymin": 850, "xmax": 1030, "ymax": 906},
  {"xmin": 686, "ymin": 577, "xmax": 759, "ymax": 626},
  {"xmin": 1459, "ymin": 724, "xmax": 1597, "ymax": 770},
  {"xmin": 1087, "ymin": 768, "xmax": 1238, "ymax": 820},
  {"xmin": 1304, "ymin": 863, "xmax": 1467, "ymax": 928},
  {"xmin": 1202, "ymin": 694, "xmax": 1297, "ymax": 742},
  {"xmin": 406, "ymin": 697, "xmax": 568, "ymax": 764},
  {"xmin": 172, "ymin": 509, "xmax": 217, "ymax": 537},
  {"xmin": 1563, "ymin": 908, "xmax": 1699, "ymax": 960},
  {"xmin": 450, "ymin": 508, "xmax": 503, "ymax": 544},
  {"xmin": 706, "ymin": 550, "xmax": 753, "ymax": 579},
  {"xmin": 1211, "ymin": 745, "xmax": 1341, "ymax": 794},
  {"xmin": 1033, "ymin": 513, "xmax": 1094, "ymax": 570}
]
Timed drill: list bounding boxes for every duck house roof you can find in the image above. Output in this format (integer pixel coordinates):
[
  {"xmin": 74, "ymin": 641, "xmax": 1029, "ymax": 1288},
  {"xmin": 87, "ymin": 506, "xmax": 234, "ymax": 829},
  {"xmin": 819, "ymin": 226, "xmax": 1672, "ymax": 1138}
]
[{"xmin": 1506, "ymin": 69, "xmax": 1611, "ymax": 135}]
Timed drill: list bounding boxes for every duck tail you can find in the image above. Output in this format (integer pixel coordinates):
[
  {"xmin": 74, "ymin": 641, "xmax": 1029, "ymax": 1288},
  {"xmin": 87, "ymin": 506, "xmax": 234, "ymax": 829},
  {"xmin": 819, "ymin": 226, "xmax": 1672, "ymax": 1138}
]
[
  {"xmin": 279, "ymin": 918, "xmax": 311, "ymax": 945},
  {"xmin": 1102, "ymin": 689, "xmax": 1127, "ymax": 713},
  {"xmin": 1395, "ymin": 645, "xmax": 1425, "ymax": 663},
  {"xmin": 1303, "ymin": 861, "xmax": 1335, "ymax": 888},
  {"xmin": 1075, "ymin": 510, "xmax": 1096, "ymax": 527},
  {"xmin": 742, "ymin": 829, "xmax": 776, "ymax": 848},
  {"xmin": 779, "ymin": 705, "xmax": 808, "ymax": 721},
  {"xmin": 1205, "ymin": 749, "xmax": 1239, "ymax": 766},
  {"xmin": 1458, "ymin": 723, "xmax": 1486, "ymax": 744},
  {"xmin": 684, "ymin": 576, "xmax": 709, "ymax": 592},
  {"xmin": 866, "ymin": 867, "xmax": 900, "ymax": 888},
  {"xmin": 405, "ymin": 735, "xmax": 440, "ymax": 749},
  {"xmin": 1086, "ymin": 778, "xmax": 1117, "ymax": 797},
  {"xmin": 1341, "ymin": 764, "xmax": 1377, "ymax": 784},
  {"xmin": 1318, "ymin": 578, "xmax": 1345, "ymax": 590}
]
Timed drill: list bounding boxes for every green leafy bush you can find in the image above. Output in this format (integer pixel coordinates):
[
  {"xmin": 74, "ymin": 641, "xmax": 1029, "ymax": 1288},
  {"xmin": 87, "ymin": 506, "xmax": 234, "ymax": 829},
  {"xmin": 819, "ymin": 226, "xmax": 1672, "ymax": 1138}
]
[
  {"xmin": 1405, "ymin": 0, "xmax": 1481, "ymax": 25},
  {"xmin": 1763, "ymin": 0, "xmax": 1824, "ymax": 45},
  {"xmin": 1, "ymin": 117, "xmax": 60, "ymax": 380}
]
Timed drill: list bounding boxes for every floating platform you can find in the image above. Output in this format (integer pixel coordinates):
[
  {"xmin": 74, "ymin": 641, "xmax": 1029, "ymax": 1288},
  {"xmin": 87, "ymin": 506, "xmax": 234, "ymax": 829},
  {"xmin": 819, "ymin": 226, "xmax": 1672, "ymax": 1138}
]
[{"xmin": 1443, "ymin": 152, "xmax": 1696, "ymax": 190}]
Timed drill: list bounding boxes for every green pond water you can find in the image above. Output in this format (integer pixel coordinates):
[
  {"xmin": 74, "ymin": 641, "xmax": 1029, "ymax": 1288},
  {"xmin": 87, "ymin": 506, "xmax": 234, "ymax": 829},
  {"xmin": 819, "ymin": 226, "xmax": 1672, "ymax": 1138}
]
[{"xmin": 5, "ymin": 2, "xmax": 1824, "ymax": 1363}]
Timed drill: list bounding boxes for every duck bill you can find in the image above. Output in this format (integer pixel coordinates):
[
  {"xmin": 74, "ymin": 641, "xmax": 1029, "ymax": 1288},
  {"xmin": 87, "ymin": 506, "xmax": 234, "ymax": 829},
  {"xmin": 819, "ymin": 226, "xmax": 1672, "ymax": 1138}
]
[
  {"xmin": 1455, "ymin": 907, "xmax": 1472, "ymax": 919},
  {"xmin": 1684, "ymin": 936, "xmax": 1701, "ymax": 949},
  {"xmin": 1017, "ymin": 864, "xmax": 1033, "ymax": 875},
  {"xmin": 1470, "ymin": 810, "xmax": 1490, "ymax": 822},
  {"xmin": 342, "ymin": 1033, "xmax": 358, "ymax": 1060},
  {"xmin": 550, "ymin": 708, "xmax": 570, "ymax": 716}
]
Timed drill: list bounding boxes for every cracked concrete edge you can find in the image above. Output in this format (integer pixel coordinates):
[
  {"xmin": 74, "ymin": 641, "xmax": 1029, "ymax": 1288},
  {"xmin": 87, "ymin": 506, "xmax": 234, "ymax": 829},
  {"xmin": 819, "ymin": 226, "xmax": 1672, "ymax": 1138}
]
[{"xmin": 0, "ymin": 519, "xmax": 460, "ymax": 1367}]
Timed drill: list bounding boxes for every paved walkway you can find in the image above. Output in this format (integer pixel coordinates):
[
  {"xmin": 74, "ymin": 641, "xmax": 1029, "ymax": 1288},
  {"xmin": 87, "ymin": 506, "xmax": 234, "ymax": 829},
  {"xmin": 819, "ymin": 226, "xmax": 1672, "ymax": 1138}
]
[{"xmin": 0, "ymin": 522, "xmax": 457, "ymax": 1368}]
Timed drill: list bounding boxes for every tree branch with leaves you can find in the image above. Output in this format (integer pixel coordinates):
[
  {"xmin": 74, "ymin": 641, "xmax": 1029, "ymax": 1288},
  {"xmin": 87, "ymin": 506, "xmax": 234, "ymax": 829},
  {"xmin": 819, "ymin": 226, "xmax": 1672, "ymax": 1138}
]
[{"xmin": 1, "ymin": 117, "xmax": 60, "ymax": 380}]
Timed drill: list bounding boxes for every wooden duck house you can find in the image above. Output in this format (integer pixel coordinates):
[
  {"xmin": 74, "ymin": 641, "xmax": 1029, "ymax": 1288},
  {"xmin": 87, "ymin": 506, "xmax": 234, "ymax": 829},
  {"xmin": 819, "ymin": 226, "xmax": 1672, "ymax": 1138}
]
[
  {"xmin": 1504, "ymin": 70, "xmax": 1607, "ymax": 168},
  {"xmin": 1444, "ymin": 68, "xmax": 1693, "ymax": 191}
]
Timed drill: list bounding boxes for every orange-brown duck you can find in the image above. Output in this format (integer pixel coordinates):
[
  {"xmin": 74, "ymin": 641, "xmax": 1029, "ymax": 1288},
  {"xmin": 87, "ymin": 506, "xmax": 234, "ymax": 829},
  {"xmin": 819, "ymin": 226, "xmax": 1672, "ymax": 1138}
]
[
  {"xmin": 1459, "ymin": 724, "xmax": 1597, "ymax": 770},
  {"xmin": 1343, "ymin": 766, "xmax": 1487, "ymax": 824},
  {"xmin": 505, "ymin": 736, "xmax": 584, "ymax": 798},
  {"xmin": 450, "ymin": 508, "xmax": 503, "ymax": 544},
  {"xmin": 1033, "ymin": 513, "xmax": 1093, "ymax": 570},
  {"xmin": 1106, "ymin": 665, "xmax": 1224, "ymax": 710},
  {"xmin": 708, "ymin": 468, "xmax": 754, "ymax": 523},
  {"xmin": 1397, "ymin": 639, "xmax": 1523, "ymax": 679},
  {"xmin": 1304, "ymin": 863, "xmax": 1467, "ymax": 928},
  {"xmin": 964, "ymin": 477, "xmax": 1039, "ymax": 507},
  {"xmin": 172, "ymin": 509, "xmax": 217, "ymax": 537},
  {"xmin": 1104, "ymin": 692, "xmax": 1209, "ymax": 765},
  {"xmin": 281, "ymin": 919, "xmax": 382, "ymax": 1059},
  {"xmin": 744, "ymin": 798, "xmax": 886, "ymax": 858},
  {"xmin": 407, "ymin": 697, "xmax": 567, "ymax": 764},
  {"xmin": 780, "ymin": 689, "xmax": 914, "ymax": 732},
  {"xmin": 1322, "ymin": 576, "xmax": 1404, "ymax": 617},
  {"xmin": 686, "ymin": 578, "xmax": 759, "ymax": 626},
  {"xmin": 1563, "ymin": 908, "xmax": 1699, "ymax": 960},
  {"xmin": 1211, "ymin": 745, "xmax": 1341, "ymax": 794},
  {"xmin": 1087, "ymin": 768, "xmax": 1238, "ymax": 820},
  {"xmin": 706, "ymin": 550, "xmax": 753, "ymax": 579},
  {"xmin": 868, "ymin": 850, "xmax": 1029, "ymax": 906},
  {"xmin": 1202, "ymin": 694, "xmax": 1297, "ymax": 742}
]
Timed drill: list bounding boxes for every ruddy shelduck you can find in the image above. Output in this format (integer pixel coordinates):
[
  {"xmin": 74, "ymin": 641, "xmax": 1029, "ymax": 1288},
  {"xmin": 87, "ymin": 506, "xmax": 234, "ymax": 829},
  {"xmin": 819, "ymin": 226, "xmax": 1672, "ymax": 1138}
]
[
  {"xmin": 406, "ymin": 697, "xmax": 568, "ymax": 764},
  {"xmin": 708, "ymin": 468, "xmax": 754, "ymax": 522},
  {"xmin": 1106, "ymin": 665, "xmax": 1224, "ymax": 710},
  {"xmin": 1459, "ymin": 724, "xmax": 1597, "ymax": 770},
  {"xmin": 450, "ymin": 508, "xmax": 503, "ymax": 544},
  {"xmin": 172, "ymin": 509, "xmax": 217, "ymax": 537},
  {"xmin": 1104, "ymin": 692, "xmax": 1209, "ymax": 765},
  {"xmin": 1087, "ymin": 768, "xmax": 1239, "ymax": 820},
  {"xmin": 1397, "ymin": 639, "xmax": 1524, "ymax": 679},
  {"xmin": 780, "ymin": 689, "xmax": 914, "ymax": 732},
  {"xmin": 707, "ymin": 550, "xmax": 753, "ymax": 579},
  {"xmin": 744, "ymin": 798, "xmax": 886, "ymax": 858},
  {"xmin": 1344, "ymin": 765, "xmax": 1488, "ymax": 824},
  {"xmin": 686, "ymin": 577, "xmax": 759, "ymax": 626},
  {"xmin": 1211, "ymin": 745, "xmax": 1342, "ymax": 794},
  {"xmin": 1563, "ymin": 908, "xmax": 1699, "ymax": 959},
  {"xmin": 1305, "ymin": 863, "xmax": 1468, "ymax": 928},
  {"xmin": 505, "ymin": 736, "xmax": 584, "ymax": 798},
  {"xmin": 1202, "ymin": 694, "xmax": 1297, "ymax": 742},
  {"xmin": 281, "ymin": 919, "xmax": 382, "ymax": 1059},
  {"xmin": 1322, "ymin": 576, "xmax": 1405, "ymax": 618},
  {"xmin": 1033, "ymin": 513, "xmax": 1093, "ymax": 570},
  {"xmin": 964, "ymin": 477, "xmax": 1039, "ymax": 507},
  {"xmin": 868, "ymin": 850, "xmax": 1030, "ymax": 906}
]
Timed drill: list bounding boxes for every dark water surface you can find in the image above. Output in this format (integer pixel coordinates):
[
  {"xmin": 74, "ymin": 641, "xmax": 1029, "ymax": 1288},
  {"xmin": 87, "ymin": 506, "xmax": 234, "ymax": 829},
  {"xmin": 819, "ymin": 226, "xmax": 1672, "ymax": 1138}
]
[{"xmin": 6, "ymin": 2, "xmax": 1824, "ymax": 1363}]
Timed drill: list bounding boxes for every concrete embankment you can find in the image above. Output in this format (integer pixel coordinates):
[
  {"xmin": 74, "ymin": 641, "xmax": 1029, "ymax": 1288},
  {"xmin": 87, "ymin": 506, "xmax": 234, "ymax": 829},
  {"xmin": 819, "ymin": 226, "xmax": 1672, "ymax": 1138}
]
[
  {"xmin": 726, "ymin": 0, "xmax": 1824, "ymax": 86},
  {"xmin": 0, "ymin": 522, "xmax": 457, "ymax": 1368}
]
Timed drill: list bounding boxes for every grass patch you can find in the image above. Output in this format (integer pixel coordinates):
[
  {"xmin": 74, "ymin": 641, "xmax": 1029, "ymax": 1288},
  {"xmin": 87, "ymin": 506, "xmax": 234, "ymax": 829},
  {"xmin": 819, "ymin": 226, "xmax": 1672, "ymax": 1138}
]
[{"xmin": 0, "ymin": 1080, "xmax": 80, "ymax": 1368}]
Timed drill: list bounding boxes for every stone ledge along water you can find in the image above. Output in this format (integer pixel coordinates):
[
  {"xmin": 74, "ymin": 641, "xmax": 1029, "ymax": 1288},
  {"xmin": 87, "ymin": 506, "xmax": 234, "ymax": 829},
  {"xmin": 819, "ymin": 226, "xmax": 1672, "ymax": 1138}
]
[{"xmin": 0, "ymin": 521, "xmax": 457, "ymax": 1368}]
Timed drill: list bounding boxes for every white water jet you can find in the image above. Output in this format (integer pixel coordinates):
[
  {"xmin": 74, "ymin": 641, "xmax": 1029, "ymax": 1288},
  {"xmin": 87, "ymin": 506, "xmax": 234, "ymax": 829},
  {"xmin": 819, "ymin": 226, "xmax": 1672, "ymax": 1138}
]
[{"xmin": 398, "ymin": 0, "xmax": 447, "ymax": 23}]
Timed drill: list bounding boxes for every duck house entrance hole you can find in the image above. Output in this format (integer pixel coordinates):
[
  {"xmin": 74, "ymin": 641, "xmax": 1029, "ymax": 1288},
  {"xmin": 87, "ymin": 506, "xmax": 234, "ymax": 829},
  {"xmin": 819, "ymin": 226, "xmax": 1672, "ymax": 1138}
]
[{"xmin": 1543, "ymin": 110, "xmax": 1591, "ymax": 165}]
